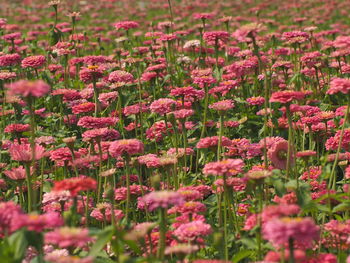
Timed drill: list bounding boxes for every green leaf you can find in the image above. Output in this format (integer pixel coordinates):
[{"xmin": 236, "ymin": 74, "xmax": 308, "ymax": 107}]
[
  {"xmin": 8, "ymin": 230, "xmax": 28, "ymax": 262},
  {"xmin": 232, "ymin": 249, "xmax": 253, "ymax": 263},
  {"xmin": 88, "ymin": 226, "xmax": 115, "ymax": 257},
  {"xmin": 333, "ymin": 201, "xmax": 350, "ymax": 213}
]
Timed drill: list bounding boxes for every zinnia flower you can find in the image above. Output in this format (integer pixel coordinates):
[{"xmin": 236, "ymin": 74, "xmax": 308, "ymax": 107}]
[
  {"xmin": 173, "ymin": 220, "xmax": 212, "ymax": 241},
  {"xmin": 9, "ymin": 143, "xmax": 46, "ymax": 162},
  {"xmin": 138, "ymin": 191, "xmax": 185, "ymax": 211},
  {"xmin": 6, "ymin": 80, "xmax": 50, "ymax": 98},
  {"xmin": 45, "ymin": 227, "xmax": 93, "ymax": 248},
  {"xmin": 109, "ymin": 139, "xmax": 144, "ymax": 157},
  {"xmin": 267, "ymin": 140, "xmax": 295, "ymax": 170},
  {"xmin": 262, "ymin": 217, "xmax": 319, "ymax": 248}
]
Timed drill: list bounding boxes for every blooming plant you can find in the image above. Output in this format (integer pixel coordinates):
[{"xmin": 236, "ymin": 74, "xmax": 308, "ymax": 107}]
[{"xmin": 1, "ymin": 0, "xmax": 350, "ymax": 263}]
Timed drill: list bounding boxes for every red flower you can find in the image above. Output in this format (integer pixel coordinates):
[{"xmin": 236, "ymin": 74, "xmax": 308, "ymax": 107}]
[{"xmin": 53, "ymin": 176, "xmax": 97, "ymax": 196}]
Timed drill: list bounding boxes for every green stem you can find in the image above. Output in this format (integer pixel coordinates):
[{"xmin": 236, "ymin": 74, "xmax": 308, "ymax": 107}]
[
  {"xmin": 330, "ymin": 94, "xmax": 350, "ymax": 189},
  {"xmin": 157, "ymin": 208, "xmax": 167, "ymax": 260},
  {"xmin": 24, "ymin": 163, "xmax": 33, "ymax": 212},
  {"xmin": 285, "ymin": 104, "xmax": 294, "ymax": 178}
]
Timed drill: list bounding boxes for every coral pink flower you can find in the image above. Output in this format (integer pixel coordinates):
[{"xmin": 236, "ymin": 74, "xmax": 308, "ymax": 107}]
[
  {"xmin": 108, "ymin": 70, "xmax": 134, "ymax": 84},
  {"xmin": 90, "ymin": 203, "xmax": 124, "ymax": 222},
  {"xmin": 13, "ymin": 212, "xmax": 63, "ymax": 232},
  {"xmin": 327, "ymin": 78, "xmax": 350, "ymax": 95},
  {"xmin": 0, "ymin": 53, "xmax": 21, "ymax": 67},
  {"xmin": 270, "ymin": 91, "xmax": 306, "ymax": 104},
  {"xmin": 114, "ymin": 185, "xmax": 149, "ymax": 201},
  {"xmin": 53, "ymin": 176, "xmax": 97, "ymax": 196},
  {"xmin": 45, "ymin": 227, "xmax": 93, "ymax": 248},
  {"xmin": 21, "ymin": 55, "xmax": 46, "ymax": 69},
  {"xmin": 203, "ymin": 159, "xmax": 244, "ymax": 176},
  {"xmin": 262, "ymin": 217, "xmax": 319, "ymax": 248},
  {"xmin": 114, "ymin": 21, "xmax": 139, "ymax": 30},
  {"xmin": 0, "ymin": 201, "xmax": 23, "ymax": 236},
  {"xmin": 109, "ymin": 139, "xmax": 144, "ymax": 157},
  {"xmin": 4, "ymin": 123, "xmax": 30, "ymax": 133},
  {"xmin": 9, "ymin": 143, "xmax": 46, "ymax": 162},
  {"xmin": 197, "ymin": 136, "xmax": 232, "ymax": 149},
  {"xmin": 3, "ymin": 166, "xmax": 26, "ymax": 180},
  {"xmin": 247, "ymin": 96, "xmax": 265, "ymax": 106},
  {"xmin": 137, "ymin": 154, "xmax": 161, "ymax": 168},
  {"xmin": 173, "ymin": 220, "xmax": 212, "ymax": 242},
  {"xmin": 209, "ymin": 100, "xmax": 235, "ymax": 111},
  {"xmin": 170, "ymin": 109, "xmax": 194, "ymax": 119},
  {"xmin": 72, "ymin": 102, "xmax": 95, "ymax": 114},
  {"xmin": 267, "ymin": 140, "xmax": 294, "ymax": 170},
  {"xmin": 150, "ymin": 98, "xmax": 176, "ymax": 115},
  {"xmin": 6, "ymin": 80, "xmax": 50, "ymax": 97},
  {"xmin": 79, "ymin": 66, "xmax": 104, "ymax": 83},
  {"xmin": 138, "ymin": 191, "xmax": 184, "ymax": 211},
  {"xmin": 77, "ymin": 116, "xmax": 118, "ymax": 129}
]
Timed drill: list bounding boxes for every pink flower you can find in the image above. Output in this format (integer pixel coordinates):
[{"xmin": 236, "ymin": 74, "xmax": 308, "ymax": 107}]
[
  {"xmin": 79, "ymin": 66, "xmax": 104, "ymax": 83},
  {"xmin": 203, "ymin": 159, "xmax": 244, "ymax": 176},
  {"xmin": 193, "ymin": 13, "xmax": 215, "ymax": 20},
  {"xmin": 72, "ymin": 102, "xmax": 95, "ymax": 114},
  {"xmin": 13, "ymin": 212, "xmax": 63, "ymax": 232},
  {"xmin": 21, "ymin": 55, "xmax": 46, "ymax": 69},
  {"xmin": 150, "ymin": 98, "xmax": 176, "ymax": 115},
  {"xmin": 45, "ymin": 227, "xmax": 93, "ymax": 248},
  {"xmin": 137, "ymin": 154, "xmax": 161, "ymax": 168},
  {"xmin": 267, "ymin": 140, "xmax": 294, "ymax": 170},
  {"xmin": 270, "ymin": 91, "xmax": 306, "ymax": 104},
  {"xmin": 170, "ymin": 109, "xmax": 194, "ymax": 119},
  {"xmin": 0, "ymin": 201, "xmax": 23, "ymax": 236},
  {"xmin": 108, "ymin": 70, "xmax": 134, "ymax": 84},
  {"xmin": 0, "ymin": 53, "xmax": 21, "ymax": 67},
  {"xmin": 114, "ymin": 185, "xmax": 149, "ymax": 201},
  {"xmin": 109, "ymin": 139, "xmax": 144, "ymax": 157},
  {"xmin": 209, "ymin": 100, "xmax": 235, "ymax": 111},
  {"xmin": 77, "ymin": 116, "xmax": 118, "ymax": 129},
  {"xmin": 247, "ymin": 96, "xmax": 265, "ymax": 106},
  {"xmin": 90, "ymin": 203, "xmax": 124, "ymax": 222},
  {"xmin": 203, "ymin": 31, "xmax": 230, "ymax": 44},
  {"xmin": 262, "ymin": 217, "xmax": 319, "ymax": 248},
  {"xmin": 138, "ymin": 191, "xmax": 185, "ymax": 211},
  {"xmin": 197, "ymin": 136, "xmax": 232, "ymax": 149},
  {"xmin": 114, "ymin": 21, "xmax": 139, "ymax": 30},
  {"xmin": 327, "ymin": 78, "xmax": 350, "ymax": 95},
  {"xmin": 6, "ymin": 80, "xmax": 50, "ymax": 97},
  {"xmin": 9, "ymin": 143, "xmax": 46, "ymax": 162},
  {"xmin": 53, "ymin": 177, "xmax": 97, "ymax": 196},
  {"xmin": 4, "ymin": 123, "xmax": 30, "ymax": 133},
  {"xmin": 3, "ymin": 166, "xmax": 26, "ymax": 180},
  {"xmin": 173, "ymin": 220, "xmax": 212, "ymax": 241}
]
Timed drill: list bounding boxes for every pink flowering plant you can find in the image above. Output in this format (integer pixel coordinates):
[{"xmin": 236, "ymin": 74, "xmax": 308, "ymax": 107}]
[{"xmin": 2, "ymin": 0, "xmax": 350, "ymax": 263}]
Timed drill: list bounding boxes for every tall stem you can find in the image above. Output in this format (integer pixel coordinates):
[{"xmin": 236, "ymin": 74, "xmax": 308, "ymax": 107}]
[
  {"xmin": 217, "ymin": 114, "xmax": 224, "ymax": 161},
  {"xmin": 124, "ymin": 155, "xmax": 131, "ymax": 224},
  {"xmin": 329, "ymin": 95, "xmax": 350, "ymax": 189},
  {"xmin": 24, "ymin": 163, "xmax": 33, "ymax": 212},
  {"xmin": 285, "ymin": 104, "xmax": 294, "ymax": 178},
  {"xmin": 288, "ymin": 238, "xmax": 295, "ymax": 263},
  {"xmin": 157, "ymin": 208, "xmax": 167, "ymax": 260}
]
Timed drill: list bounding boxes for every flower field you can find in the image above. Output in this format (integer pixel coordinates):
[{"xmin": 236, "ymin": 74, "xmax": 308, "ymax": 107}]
[{"xmin": 2, "ymin": 0, "xmax": 350, "ymax": 262}]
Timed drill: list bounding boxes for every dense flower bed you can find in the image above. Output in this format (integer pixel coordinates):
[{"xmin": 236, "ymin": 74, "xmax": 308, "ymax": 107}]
[{"xmin": 1, "ymin": 0, "xmax": 350, "ymax": 262}]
